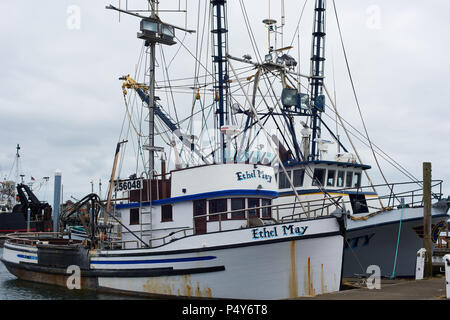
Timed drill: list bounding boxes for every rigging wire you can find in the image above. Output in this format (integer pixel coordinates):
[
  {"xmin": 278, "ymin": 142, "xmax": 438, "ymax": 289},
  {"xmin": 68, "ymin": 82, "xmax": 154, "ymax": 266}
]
[
  {"xmin": 285, "ymin": 70, "xmax": 422, "ymax": 184},
  {"xmin": 332, "ymin": 0, "xmax": 398, "ymax": 205}
]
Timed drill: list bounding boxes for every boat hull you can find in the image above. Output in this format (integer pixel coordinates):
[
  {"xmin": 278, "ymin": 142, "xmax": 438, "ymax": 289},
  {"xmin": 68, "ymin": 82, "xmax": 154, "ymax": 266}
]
[
  {"xmin": 1, "ymin": 218, "xmax": 344, "ymax": 299},
  {"xmin": 0, "ymin": 212, "xmax": 47, "ymax": 234},
  {"xmin": 344, "ymin": 207, "xmax": 448, "ymax": 277}
]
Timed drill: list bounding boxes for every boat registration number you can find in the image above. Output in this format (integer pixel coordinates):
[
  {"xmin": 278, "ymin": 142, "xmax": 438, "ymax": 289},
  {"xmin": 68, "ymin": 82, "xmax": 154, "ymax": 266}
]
[{"xmin": 114, "ymin": 178, "xmax": 143, "ymax": 192}]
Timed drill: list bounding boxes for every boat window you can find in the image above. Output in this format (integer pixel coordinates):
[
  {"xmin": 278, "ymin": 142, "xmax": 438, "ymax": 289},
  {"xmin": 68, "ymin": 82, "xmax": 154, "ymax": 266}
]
[
  {"xmin": 353, "ymin": 172, "xmax": 362, "ymax": 188},
  {"xmin": 278, "ymin": 170, "xmax": 291, "ymax": 189},
  {"xmin": 261, "ymin": 199, "xmax": 272, "ymax": 218},
  {"xmin": 209, "ymin": 199, "xmax": 227, "ymax": 221},
  {"xmin": 130, "ymin": 208, "xmax": 140, "ymax": 225},
  {"xmin": 248, "ymin": 198, "xmax": 260, "ymax": 217},
  {"xmin": 312, "ymin": 168, "xmax": 326, "ymax": 186},
  {"xmin": 327, "ymin": 170, "xmax": 336, "ymax": 187},
  {"xmin": 337, "ymin": 171, "xmax": 345, "ymax": 187},
  {"xmin": 346, "ymin": 171, "xmax": 353, "ymax": 188},
  {"xmin": 231, "ymin": 198, "xmax": 245, "ymax": 220},
  {"xmin": 161, "ymin": 204, "xmax": 173, "ymax": 222},
  {"xmin": 193, "ymin": 200, "xmax": 207, "ymax": 234},
  {"xmin": 293, "ymin": 169, "xmax": 305, "ymax": 187},
  {"xmin": 349, "ymin": 194, "xmax": 369, "ymax": 214}
]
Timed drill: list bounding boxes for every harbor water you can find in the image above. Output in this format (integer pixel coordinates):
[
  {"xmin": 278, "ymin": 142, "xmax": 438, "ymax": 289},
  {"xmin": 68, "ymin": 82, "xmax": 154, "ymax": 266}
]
[{"xmin": 0, "ymin": 248, "xmax": 141, "ymax": 300}]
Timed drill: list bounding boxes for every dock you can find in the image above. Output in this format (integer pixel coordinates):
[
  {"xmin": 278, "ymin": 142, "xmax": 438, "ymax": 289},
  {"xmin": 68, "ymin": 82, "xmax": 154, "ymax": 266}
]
[{"xmin": 296, "ymin": 276, "xmax": 447, "ymax": 300}]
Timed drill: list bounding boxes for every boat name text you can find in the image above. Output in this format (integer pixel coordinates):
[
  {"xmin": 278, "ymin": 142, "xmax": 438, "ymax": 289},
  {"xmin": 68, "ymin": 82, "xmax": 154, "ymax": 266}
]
[
  {"xmin": 252, "ymin": 225, "xmax": 308, "ymax": 240},
  {"xmin": 235, "ymin": 170, "xmax": 272, "ymax": 183}
]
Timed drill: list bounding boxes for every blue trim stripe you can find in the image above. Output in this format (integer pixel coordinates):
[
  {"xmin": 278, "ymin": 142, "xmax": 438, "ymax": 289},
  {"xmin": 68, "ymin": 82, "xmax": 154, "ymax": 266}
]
[
  {"xmin": 116, "ymin": 189, "xmax": 278, "ymax": 209},
  {"xmin": 17, "ymin": 254, "xmax": 38, "ymax": 261},
  {"xmin": 91, "ymin": 255, "xmax": 217, "ymax": 265},
  {"xmin": 278, "ymin": 188, "xmax": 378, "ymax": 196}
]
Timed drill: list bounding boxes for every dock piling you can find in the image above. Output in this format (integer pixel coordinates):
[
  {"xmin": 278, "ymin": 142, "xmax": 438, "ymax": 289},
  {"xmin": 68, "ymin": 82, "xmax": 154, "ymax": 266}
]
[{"xmin": 423, "ymin": 162, "xmax": 433, "ymax": 278}]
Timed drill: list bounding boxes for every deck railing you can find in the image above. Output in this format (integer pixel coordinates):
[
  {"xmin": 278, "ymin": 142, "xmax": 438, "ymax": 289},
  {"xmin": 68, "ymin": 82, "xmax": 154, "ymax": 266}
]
[
  {"xmin": 102, "ymin": 196, "xmax": 344, "ymax": 249},
  {"xmin": 336, "ymin": 179, "xmax": 444, "ymax": 208},
  {"xmin": 4, "ymin": 232, "xmax": 76, "ymax": 246},
  {"xmin": 192, "ymin": 196, "xmax": 343, "ymax": 232}
]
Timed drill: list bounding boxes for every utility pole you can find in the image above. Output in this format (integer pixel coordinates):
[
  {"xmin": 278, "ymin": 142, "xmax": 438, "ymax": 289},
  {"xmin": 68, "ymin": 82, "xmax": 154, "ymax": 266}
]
[{"xmin": 423, "ymin": 162, "xmax": 433, "ymax": 278}]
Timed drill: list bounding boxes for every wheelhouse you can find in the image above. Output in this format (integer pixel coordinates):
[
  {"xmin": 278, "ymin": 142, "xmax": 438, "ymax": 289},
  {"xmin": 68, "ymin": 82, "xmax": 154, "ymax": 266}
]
[
  {"xmin": 274, "ymin": 160, "xmax": 377, "ymax": 216},
  {"xmin": 114, "ymin": 163, "xmax": 278, "ymax": 249}
]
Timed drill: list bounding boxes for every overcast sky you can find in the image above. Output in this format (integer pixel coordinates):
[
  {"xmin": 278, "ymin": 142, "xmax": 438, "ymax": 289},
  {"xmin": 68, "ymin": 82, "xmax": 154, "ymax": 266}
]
[{"xmin": 1, "ymin": 0, "xmax": 449, "ymax": 204}]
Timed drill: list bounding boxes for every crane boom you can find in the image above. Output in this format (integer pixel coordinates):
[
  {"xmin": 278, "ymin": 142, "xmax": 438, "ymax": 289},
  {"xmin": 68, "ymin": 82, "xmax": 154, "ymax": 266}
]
[{"xmin": 120, "ymin": 75, "xmax": 211, "ymax": 165}]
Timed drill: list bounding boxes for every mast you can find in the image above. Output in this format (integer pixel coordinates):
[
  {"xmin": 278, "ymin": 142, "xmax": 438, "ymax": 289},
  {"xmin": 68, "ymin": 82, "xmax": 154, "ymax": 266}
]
[
  {"xmin": 309, "ymin": 0, "xmax": 327, "ymax": 161},
  {"xmin": 211, "ymin": 0, "xmax": 229, "ymax": 163},
  {"xmin": 15, "ymin": 144, "xmax": 20, "ymax": 186},
  {"xmin": 14, "ymin": 144, "xmax": 20, "ymax": 206},
  {"xmin": 147, "ymin": 0, "xmax": 157, "ymax": 177},
  {"xmin": 107, "ymin": 1, "xmax": 189, "ymax": 173}
]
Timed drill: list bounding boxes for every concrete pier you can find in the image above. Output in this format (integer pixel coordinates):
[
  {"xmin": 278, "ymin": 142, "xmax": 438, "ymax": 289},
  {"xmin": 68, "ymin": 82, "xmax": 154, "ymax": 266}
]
[{"xmin": 296, "ymin": 276, "xmax": 447, "ymax": 300}]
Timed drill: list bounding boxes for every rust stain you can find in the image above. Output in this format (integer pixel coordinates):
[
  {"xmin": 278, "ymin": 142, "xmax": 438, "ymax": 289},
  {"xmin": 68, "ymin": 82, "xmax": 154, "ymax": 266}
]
[
  {"xmin": 304, "ymin": 257, "xmax": 315, "ymax": 297},
  {"xmin": 321, "ymin": 264, "xmax": 325, "ymax": 294},
  {"xmin": 185, "ymin": 284, "xmax": 192, "ymax": 297},
  {"xmin": 289, "ymin": 241, "xmax": 298, "ymax": 298},
  {"xmin": 143, "ymin": 277, "xmax": 173, "ymax": 296},
  {"xmin": 196, "ymin": 282, "xmax": 201, "ymax": 297},
  {"xmin": 205, "ymin": 287, "xmax": 212, "ymax": 298},
  {"xmin": 182, "ymin": 275, "xmax": 192, "ymax": 297},
  {"xmin": 142, "ymin": 274, "xmax": 213, "ymax": 298}
]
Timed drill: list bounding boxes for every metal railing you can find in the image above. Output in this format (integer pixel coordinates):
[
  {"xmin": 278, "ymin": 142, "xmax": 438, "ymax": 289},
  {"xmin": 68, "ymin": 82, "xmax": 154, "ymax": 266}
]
[
  {"xmin": 192, "ymin": 196, "xmax": 343, "ymax": 232},
  {"xmin": 105, "ymin": 197, "xmax": 343, "ymax": 249},
  {"xmin": 335, "ymin": 180, "xmax": 443, "ymax": 208},
  {"xmin": 114, "ymin": 227, "xmax": 193, "ymax": 248},
  {"xmin": 4, "ymin": 232, "xmax": 74, "ymax": 246}
]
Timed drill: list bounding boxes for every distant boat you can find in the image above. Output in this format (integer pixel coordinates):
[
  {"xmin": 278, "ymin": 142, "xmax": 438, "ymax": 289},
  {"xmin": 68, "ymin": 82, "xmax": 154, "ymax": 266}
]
[{"xmin": 0, "ymin": 146, "xmax": 53, "ymax": 236}]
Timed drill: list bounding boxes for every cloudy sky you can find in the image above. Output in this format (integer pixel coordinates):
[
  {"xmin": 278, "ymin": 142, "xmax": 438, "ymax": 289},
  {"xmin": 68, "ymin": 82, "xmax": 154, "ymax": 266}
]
[{"xmin": 1, "ymin": 0, "xmax": 449, "ymax": 204}]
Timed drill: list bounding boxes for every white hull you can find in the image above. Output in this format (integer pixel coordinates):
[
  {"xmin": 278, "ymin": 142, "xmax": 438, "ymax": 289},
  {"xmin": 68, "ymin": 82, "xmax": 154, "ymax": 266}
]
[{"xmin": 2, "ymin": 218, "xmax": 344, "ymax": 299}]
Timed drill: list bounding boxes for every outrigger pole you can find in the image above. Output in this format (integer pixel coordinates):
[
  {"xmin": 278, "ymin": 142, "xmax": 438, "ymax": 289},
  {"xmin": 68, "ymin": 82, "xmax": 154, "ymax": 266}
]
[{"xmin": 104, "ymin": 140, "xmax": 128, "ymax": 227}]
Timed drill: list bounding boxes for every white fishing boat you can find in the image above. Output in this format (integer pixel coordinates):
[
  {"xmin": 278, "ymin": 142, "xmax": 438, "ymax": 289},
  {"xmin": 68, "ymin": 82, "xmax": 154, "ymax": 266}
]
[{"xmin": 1, "ymin": 0, "xmax": 346, "ymax": 299}]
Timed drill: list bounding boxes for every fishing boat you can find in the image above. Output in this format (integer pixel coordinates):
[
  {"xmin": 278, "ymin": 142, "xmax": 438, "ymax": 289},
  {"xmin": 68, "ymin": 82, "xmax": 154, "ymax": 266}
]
[
  {"xmin": 1, "ymin": 0, "xmax": 346, "ymax": 299},
  {"xmin": 219, "ymin": 0, "xmax": 450, "ymax": 278},
  {"xmin": 0, "ymin": 145, "xmax": 53, "ymax": 236}
]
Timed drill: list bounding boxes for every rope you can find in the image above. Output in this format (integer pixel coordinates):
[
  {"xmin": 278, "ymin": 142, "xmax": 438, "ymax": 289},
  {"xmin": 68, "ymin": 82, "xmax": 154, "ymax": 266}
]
[
  {"xmin": 390, "ymin": 199, "xmax": 405, "ymax": 279},
  {"xmin": 122, "ymin": 94, "xmax": 144, "ymax": 137}
]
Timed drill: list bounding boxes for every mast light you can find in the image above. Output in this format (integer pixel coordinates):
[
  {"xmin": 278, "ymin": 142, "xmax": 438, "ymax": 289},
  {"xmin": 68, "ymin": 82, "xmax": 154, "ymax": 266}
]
[
  {"xmin": 281, "ymin": 88, "xmax": 310, "ymax": 110},
  {"xmin": 138, "ymin": 18, "xmax": 176, "ymax": 46}
]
